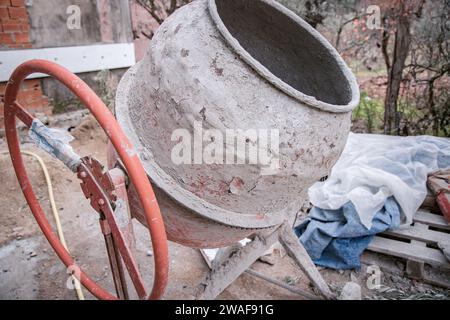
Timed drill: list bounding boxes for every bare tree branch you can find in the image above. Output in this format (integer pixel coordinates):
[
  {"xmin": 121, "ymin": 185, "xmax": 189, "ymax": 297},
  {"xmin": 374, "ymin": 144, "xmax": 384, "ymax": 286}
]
[
  {"xmin": 136, "ymin": 0, "xmax": 164, "ymax": 25},
  {"xmin": 335, "ymin": 13, "xmax": 370, "ymax": 51}
]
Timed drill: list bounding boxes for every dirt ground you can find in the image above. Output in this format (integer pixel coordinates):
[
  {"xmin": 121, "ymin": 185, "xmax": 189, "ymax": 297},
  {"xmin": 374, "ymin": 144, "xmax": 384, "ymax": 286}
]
[{"xmin": 0, "ymin": 115, "xmax": 448, "ymax": 300}]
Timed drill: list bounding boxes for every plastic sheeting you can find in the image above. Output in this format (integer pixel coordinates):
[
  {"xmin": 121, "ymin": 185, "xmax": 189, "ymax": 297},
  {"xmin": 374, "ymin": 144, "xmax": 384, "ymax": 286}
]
[{"xmin": 308, "ymin": 133, "xmax": 450, "ymax": 229}]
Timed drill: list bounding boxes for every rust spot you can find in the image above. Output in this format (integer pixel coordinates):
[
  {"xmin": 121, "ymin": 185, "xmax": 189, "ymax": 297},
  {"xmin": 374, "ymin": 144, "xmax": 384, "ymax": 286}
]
[
  {"xmin": 210, "ymin": 56, "xmax": 224, "ymax": 76},
  {"xmin": 229, "ymin": 177, "xmax": 244, "ymax": 195},
  {"xmin": 181, "ymin": 48, "xmax": 190, "ymax": 57},
  {"xmin": 199, "ymin": 107, "xmax": 206, "ymax": 121},
  {"xmin": 293, "ymin": 148, "xmax": 305, "ymax": 161},
  {"xmin": 190, "ymin": 175, "xmax": 229, "ymax": 197},
  {"xmin": 255, "ymin": 213, "xmax": 265, "ymax": 220},
  {"xmin": 174, "ymin": 24, "xmax": 182, "ymax": 34}
]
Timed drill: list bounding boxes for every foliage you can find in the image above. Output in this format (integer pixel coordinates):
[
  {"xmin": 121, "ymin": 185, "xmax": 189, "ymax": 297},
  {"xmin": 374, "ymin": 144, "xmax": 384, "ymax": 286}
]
[{"xmin": 353, "ymin": 92, "xmax": 384, "ymax": 133}]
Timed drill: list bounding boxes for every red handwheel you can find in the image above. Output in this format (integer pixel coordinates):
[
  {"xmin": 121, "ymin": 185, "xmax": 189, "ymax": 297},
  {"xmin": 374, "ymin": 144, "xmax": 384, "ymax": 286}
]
[{"xmin": 3, "ymin": 60, "xmax": 169, "ymax": 300}]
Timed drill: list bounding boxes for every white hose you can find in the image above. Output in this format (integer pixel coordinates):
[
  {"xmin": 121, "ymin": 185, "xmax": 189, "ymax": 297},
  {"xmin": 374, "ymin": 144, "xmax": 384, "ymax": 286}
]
[{"xmin": 2, "ymin": 150, "xmax": 85, "ymax": 300}]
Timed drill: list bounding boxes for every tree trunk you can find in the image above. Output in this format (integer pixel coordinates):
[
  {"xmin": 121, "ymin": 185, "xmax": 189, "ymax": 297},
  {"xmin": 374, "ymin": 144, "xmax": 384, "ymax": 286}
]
[{"xmin": 384, "ymin": 5, "xmax": 411, "ymax": 135}]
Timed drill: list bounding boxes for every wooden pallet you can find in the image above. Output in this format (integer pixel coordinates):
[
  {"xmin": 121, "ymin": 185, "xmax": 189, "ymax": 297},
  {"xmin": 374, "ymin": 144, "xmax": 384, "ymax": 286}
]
[{"xmin": 367, "ymin": 209, "xmax": 450, "ymax": 287}]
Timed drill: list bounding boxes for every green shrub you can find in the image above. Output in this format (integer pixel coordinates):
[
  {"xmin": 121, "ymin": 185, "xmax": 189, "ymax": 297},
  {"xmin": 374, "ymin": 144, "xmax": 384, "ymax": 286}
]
[{"xmin": 352, "ymin": 92, "xmax": 384, "ymax": 133}]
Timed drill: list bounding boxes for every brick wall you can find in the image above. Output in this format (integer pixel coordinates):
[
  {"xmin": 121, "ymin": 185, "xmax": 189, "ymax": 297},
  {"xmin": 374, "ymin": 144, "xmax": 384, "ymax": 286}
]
[
  {"xmin": 1, "ymin": 0, "xmax": 31, "ymax": 49},
  {"xmin": 0, "ymin": 0, "xmax": 51, "ymax": 128},
  {"xmin": 0, "ymin": 80, "xmax": 50, "ymax": 121}
]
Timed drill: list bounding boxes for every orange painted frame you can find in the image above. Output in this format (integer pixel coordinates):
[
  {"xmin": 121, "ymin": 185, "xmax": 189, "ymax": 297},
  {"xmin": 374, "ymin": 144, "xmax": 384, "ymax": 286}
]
[{"xmin": 3, "ymin": 60, "xmax": 169, "ymax": 300}]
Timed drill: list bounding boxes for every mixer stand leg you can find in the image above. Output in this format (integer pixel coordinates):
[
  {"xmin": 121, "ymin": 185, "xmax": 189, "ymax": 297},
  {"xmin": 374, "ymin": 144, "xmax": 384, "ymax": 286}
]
[
  {"xmin": 196, "ymin": 226, "xmax": 281, "ymax": 300},
  {"xmin": 278, "ymin": 223, "xmax": 335, "ymax": 299},
  {"xmin": 196, "ymin": 222, "xmax": 335, "ymax": 300},
  {"xmin": 102, "ymin": 168, "xmax": 137, "ymax": 300}
]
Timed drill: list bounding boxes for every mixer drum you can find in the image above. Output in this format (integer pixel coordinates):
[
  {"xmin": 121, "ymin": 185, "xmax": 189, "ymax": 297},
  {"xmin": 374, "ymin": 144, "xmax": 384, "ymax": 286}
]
[{"xmin": 115, "ymin": 0, "xmax": 360, "ymax": 248}]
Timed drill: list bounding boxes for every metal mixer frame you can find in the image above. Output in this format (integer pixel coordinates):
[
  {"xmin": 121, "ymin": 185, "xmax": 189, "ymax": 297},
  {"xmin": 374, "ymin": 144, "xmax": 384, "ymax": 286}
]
[{"xmin": 4, "ymin": 60, "xmax": 334, "ymax": 300}]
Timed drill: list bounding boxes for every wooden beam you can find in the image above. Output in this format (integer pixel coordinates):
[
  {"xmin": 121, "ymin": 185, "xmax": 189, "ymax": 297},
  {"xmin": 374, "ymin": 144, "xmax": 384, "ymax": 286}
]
[
  {"xmin": 414, "ymin": 211, "xmax": 450, "ymax": 230},
  {"xmin": 368, "ymin": 237, "xmax": 450, "ymax": 269}
]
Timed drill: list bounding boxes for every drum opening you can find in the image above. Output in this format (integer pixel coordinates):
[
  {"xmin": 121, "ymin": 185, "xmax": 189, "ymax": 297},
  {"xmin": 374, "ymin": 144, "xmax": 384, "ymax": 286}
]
[{"xmin": 211, "ymin": 0, "xmax": 357, "ymax": 109}]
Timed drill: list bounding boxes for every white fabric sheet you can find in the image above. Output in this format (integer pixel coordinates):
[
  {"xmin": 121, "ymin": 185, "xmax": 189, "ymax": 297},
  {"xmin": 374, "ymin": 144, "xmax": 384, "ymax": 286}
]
[{"xmin": 308, "ymin": 133, "xmax": 450, "ymax": 229}]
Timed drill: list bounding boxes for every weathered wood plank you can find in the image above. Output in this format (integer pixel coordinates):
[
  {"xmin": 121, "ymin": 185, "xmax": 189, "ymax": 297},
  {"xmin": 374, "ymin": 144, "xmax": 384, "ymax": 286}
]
[
  {"xmin": 368, "ymin": 237, "xmax": 450, "ymax": 269},
  {"xmin": 406, "ymin": 223, "xmax": 427, "ymax": 279},
  {"xmin": 414, "ymin": 211, "xmax": 450, "ymax": 230},
  {"xmin": 385, "ymin": 224, "xmax": 449, "ymax": 245}
]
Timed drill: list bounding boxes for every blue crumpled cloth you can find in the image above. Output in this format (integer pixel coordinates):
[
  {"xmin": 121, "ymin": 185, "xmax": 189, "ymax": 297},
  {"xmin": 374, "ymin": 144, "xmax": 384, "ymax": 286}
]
[{"xmin": 294, "ymin": 197, "xmax": 401, "ymax": 270}]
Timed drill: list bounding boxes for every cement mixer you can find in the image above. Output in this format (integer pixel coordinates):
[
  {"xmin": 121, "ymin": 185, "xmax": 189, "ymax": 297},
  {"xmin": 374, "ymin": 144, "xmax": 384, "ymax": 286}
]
[{"xmin": 4, "ymin": 0, "xmax": 359, "ymax": 300}]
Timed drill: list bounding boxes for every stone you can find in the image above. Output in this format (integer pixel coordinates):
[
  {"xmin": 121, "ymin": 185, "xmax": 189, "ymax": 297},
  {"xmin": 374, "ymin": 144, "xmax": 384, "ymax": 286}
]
[
  {"xmin": 339, "ymin": 282, "xmax": 362, "ymax": 300},
  {"xmin": 258, "ymin": 255, "xmax": 275, "ymax": 266},
  {"xmin": 229, "ymin": 177, "xmax": 245, "ymax": 195}
]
